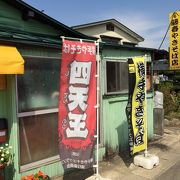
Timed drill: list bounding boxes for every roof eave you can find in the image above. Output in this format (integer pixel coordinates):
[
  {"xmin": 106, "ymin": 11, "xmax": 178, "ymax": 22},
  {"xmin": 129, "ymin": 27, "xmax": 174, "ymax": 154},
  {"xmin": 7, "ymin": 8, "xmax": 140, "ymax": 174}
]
[
  {"xmin": 111, "ymin": 19, "xmax": 144, "ymax": 42},
  {"xmin": 5, "ymin": 0, "xmax": 94, "ymax": 40},
  {"xmin": 103, "ymin": 42, "xmax": 156, "ymax": 52},
  {"xmin": 72, "ymin": 18, "xmax": 144, "ymax": 42}
]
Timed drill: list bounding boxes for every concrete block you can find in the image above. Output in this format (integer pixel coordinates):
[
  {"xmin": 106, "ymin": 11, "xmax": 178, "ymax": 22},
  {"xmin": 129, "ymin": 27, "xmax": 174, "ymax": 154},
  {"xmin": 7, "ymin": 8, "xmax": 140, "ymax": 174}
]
[
  {"xmin": 154, "ymin": 108, "xmax": 164, "ymax": 136},
  {"xmin": 134, "ymin": 153, "xmax": 159, "ymax": 170}
]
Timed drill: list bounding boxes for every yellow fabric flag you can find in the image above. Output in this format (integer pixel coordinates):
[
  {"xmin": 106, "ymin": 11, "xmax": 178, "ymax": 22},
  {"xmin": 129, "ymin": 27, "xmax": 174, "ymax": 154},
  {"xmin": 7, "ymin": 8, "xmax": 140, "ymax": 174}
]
[{"xmin": 132, "ymin": 57, "xmax": 147, "ymax": 154}]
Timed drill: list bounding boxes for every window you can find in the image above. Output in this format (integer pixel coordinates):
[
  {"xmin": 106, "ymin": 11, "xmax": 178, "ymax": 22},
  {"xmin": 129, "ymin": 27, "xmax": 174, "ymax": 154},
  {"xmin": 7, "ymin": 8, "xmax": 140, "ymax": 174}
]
[
  {"xmin": 106, "ymin": 23, "xmax": 114, "ymax": 31},
  {"xmin": 106, "ymin": 60, "xmax": 129, "ymax": 94},
  {"xmin": 17, "ymin": 58, "xmax": 60, "ymax": 112},
  {"xmin": 100, "ymin": 35, "xmax": 121, "ymax": 44},
  {"xmin": 17, "ymin": 57, "xmax": 60, "ymax": 166},
  {"xmin": 19, "ymin": 113, "xmax": 58, "ymax": 165},
  {"xmin": 105, "ymin": 60, "xmax": 152, "ymax": 94},
  {"xmin": 123, "ymin": 42, "xmax": 137, "ymax": 47}
]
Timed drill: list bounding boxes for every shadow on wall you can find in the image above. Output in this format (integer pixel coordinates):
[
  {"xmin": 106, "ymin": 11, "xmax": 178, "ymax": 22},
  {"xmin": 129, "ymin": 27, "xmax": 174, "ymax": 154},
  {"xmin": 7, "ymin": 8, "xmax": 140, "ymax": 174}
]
[
  {"xmin": 104, "ymin": 120, "xmax": 130, "ymax": 162},
  {"xmin": 116, "ymin": 120, "xmax": 133, "ymax": 167},
  {"xmin": 116, "ymin": 120, "xmax": 129, "ymax": 153},
  {"xmin": 5, "ymin": 161, "xmax": 16, "ymax": 179}
]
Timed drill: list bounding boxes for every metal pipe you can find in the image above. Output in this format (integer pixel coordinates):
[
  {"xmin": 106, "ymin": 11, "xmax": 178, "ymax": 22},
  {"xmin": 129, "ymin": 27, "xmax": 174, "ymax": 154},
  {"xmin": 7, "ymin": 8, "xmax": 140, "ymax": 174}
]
[
  {"xmin": 60, "ymin": 36, "xmax": 96, "ymax": 43},
  {"xmin": 96, "ymin": 40, "xmax": 100, "ymax": 175},
  {"xmin": 144, "ymin": 54, "xmax": 148, "ymax": 157}
]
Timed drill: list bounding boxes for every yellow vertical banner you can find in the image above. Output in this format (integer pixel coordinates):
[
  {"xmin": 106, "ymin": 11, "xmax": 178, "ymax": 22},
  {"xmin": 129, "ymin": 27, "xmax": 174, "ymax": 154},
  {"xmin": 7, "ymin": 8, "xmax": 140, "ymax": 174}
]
[
  {"xmin": 169, "ymin": 11, "xmax": 180, "ymax": 70},
  {"xmin": 132, "ymin": 57, "xmax": 147, "ymax": 154}
]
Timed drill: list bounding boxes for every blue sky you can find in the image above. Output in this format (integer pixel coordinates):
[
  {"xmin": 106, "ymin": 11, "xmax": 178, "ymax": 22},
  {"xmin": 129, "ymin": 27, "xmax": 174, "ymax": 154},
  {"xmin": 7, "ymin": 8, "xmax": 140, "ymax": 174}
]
[{"xmin": 23, "ymin": 0, "xmax": 180, "ymax": 50}]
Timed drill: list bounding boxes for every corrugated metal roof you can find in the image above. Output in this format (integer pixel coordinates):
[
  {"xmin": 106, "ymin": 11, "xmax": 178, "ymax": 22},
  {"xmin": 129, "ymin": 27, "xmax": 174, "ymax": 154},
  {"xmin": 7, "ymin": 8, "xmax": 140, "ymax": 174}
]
[{"xmin": 3, "ymin": 0, "xmax": 95, "ymax": 40}]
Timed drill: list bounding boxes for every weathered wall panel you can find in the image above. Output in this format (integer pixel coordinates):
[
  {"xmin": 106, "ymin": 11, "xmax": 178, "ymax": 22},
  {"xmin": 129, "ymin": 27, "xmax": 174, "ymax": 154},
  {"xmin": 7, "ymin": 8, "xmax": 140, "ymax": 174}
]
[
  {"xmin": 101, "ymin": 46, "xmax": 154, "ymax": 153},
  {"xmin": 102, "ymin": 94, "xmax": 154, "ymax": 153}
]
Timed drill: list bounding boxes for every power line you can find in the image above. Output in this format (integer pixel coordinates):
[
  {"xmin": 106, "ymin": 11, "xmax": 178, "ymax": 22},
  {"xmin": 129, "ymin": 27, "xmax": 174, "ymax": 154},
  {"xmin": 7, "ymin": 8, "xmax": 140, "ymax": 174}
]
[
  {"xmin": 158, "ymin": 23, "xmax": 170, "ymax": 50},
  {"xmin": 158, "ymin": 12, "xmax": 178, "ymax": 50}
]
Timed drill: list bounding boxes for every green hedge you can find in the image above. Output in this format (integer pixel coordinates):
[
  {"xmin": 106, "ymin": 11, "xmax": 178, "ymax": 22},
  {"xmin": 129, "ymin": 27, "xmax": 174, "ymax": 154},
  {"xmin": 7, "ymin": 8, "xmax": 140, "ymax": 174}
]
[{"xmin": 158, "ymin": 82, "xmax": 180, "ymax": 115}]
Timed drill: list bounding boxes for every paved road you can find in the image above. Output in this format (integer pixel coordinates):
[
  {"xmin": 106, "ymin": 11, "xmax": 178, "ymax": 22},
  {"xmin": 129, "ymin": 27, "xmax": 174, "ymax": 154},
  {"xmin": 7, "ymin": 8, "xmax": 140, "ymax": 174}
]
[
  {"xmin": 52, "ymin": 127, "xmax": 180, "ymax": 180},
  {"xmin": 157, "ymin": 159, "xmax": 180, "ymax": 180}
]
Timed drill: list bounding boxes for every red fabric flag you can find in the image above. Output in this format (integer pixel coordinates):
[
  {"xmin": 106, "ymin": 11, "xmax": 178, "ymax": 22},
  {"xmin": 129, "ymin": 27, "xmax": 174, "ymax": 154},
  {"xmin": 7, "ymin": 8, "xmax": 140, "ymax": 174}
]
[{"xmin": 58, "ymin": 40, "xmax": 96, "ymax": 169}]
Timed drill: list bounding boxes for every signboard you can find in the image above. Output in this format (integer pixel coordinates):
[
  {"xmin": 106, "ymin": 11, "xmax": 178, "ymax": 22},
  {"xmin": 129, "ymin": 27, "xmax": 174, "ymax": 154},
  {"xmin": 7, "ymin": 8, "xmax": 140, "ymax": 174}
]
[
  {"xmin": 58, "ymin": 39, "xmax": 96, "ymax": 169},
  {"xmin": 126, "ymin": 57, "xmax": 147, "ymax": 155},
  {"xmin": 169, "ymin": 11, "xmax": 180, "ymax": 70}
]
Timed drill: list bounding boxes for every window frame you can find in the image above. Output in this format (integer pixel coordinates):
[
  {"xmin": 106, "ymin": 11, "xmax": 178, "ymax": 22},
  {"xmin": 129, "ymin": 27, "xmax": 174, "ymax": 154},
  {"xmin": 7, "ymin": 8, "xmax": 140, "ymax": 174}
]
[
  {"xmin": 17, "ymin": 56, "xmax": 60, "ymax": 113},
  {"xmin": 16, "ymin": 56, "xmax": 61, "ymax": 170},
  {"xmin": 16, "ymin": 55, "xmax": 104, "ymax": 171},
  {"xmin": 104, "ymin": 58, "xmax": 153, "ymax": 96},
  {"xmin": 104, "ymin": 58, "xmax": 129, "ymax": 95}
]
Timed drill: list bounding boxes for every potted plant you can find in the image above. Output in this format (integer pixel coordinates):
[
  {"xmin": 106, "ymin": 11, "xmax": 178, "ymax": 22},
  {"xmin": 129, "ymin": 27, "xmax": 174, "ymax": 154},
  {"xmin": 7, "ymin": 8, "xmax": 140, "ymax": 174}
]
[
  {"xmin": 0, "ymin": 143, "xmax": 13, "ymax": 169},
  {"xmin": 21, "ymin": 170, "xmax": 50, "ymax": 180}
]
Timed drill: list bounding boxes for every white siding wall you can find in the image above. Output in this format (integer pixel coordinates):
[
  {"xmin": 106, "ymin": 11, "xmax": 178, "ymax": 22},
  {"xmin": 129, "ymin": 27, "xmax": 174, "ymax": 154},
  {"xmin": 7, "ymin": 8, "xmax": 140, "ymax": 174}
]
[{"xmin": 74, "ymin": 24, "xmax": 139, "ymax": 44}]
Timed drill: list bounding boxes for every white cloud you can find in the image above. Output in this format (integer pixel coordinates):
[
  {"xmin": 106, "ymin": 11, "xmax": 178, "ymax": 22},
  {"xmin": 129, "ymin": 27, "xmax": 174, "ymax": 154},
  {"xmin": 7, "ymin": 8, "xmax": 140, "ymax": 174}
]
[{"xmin": 101, "ymin": 11, "xmax": 169, "ymax": 50}]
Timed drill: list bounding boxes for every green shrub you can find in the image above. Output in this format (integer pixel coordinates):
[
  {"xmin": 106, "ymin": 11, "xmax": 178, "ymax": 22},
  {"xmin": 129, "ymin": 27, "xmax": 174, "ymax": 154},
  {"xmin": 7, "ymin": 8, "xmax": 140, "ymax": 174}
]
[{"xmin": 158, "ymin": 82, "xmax": 180, "ymax": 115}]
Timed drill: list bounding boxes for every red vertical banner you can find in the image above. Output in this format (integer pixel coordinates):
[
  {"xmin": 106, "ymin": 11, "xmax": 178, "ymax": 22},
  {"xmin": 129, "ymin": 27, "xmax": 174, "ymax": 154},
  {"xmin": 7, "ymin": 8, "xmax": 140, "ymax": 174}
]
[{"xmin": 58, "ymin": 40, "xmax": 96, "ymax": 169}]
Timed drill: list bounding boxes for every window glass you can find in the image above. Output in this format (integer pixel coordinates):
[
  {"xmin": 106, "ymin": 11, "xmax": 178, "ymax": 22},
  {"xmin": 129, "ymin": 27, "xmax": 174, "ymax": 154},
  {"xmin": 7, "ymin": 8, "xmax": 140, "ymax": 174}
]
[
  {"xmin": 106, "ymin": 61, "xmax": 128, "ymax": 93},
  {"xmin": 17, "ymin": 58, "xmax": 60, "ymax": 112},
  {"xmin": 17, "ymin": 58, "xmax": 60, "ymax": 166},
  {"xmin": 106, "ymin": 23, "xmax": 114, "ymax": 31},
  {"xmin": 101, "ymin": 36, "xmax": 120, "ymax": 44},
  {"xmin": 19, "ymin": 113, "xmax": 59, "ymax": 165},
  {"xmin": 123, "ymin": 42, "xmax": 137, "ymax": 47}
]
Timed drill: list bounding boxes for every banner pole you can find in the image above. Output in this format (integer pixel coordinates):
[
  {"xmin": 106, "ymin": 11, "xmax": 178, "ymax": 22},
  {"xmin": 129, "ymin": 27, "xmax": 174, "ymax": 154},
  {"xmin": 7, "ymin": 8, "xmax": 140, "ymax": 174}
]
[
  {"xmin": 95, "ymin": 40, "xmax": 100, "ymax": 175},
  {"xmin": 144, "ymin": 55, "xmax": 148, "ymax": 157},
  {"xmin": 60, "ymin": 36, "xmax": 96, "ymax": 43}
]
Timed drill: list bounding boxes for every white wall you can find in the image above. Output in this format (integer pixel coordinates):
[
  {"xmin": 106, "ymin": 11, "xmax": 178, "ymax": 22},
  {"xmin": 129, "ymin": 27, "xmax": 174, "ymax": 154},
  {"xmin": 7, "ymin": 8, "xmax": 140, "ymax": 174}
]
[{"xmin": 74, "ymin": 24, "xmax": 139, "ymax": 44}]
